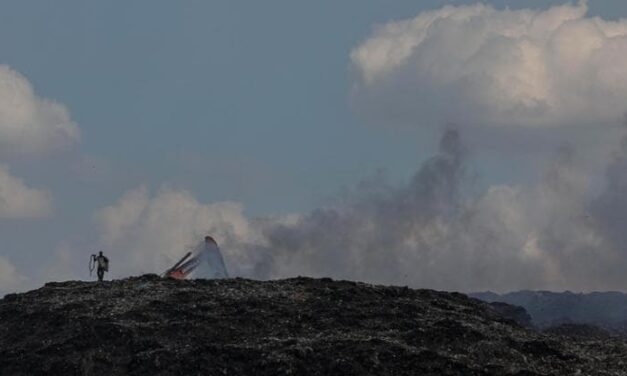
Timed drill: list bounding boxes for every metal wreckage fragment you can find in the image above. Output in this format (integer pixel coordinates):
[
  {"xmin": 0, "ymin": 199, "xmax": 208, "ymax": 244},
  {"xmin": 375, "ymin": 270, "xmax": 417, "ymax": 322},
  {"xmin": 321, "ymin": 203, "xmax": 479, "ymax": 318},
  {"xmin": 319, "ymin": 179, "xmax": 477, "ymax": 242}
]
[{"xmin": 164, "ymin": 236, "xmax": 228, "ymax": 279}]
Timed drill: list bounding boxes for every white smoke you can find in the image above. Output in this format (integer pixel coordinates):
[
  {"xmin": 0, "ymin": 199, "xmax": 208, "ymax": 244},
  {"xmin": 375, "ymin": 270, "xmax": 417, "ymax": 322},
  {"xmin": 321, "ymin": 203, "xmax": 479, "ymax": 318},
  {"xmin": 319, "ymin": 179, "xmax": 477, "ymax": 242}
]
[
  {"xmin": 88, "ymin": 128, "xmax": 627, "ymax": 292},
  {"xmin": 217, "ymin": 129, "xmax": 627, "ymax": 292},
  {"xmin": 351, "ymin": 1, "xmax": 627, "ymax": 129},
  {"xmin": 60, "ymin": 2, "xmax": 627, "ymax": 293},
  {"xmin": 94, "ymin": 186, "xmax": 260, "ymax": 278}
]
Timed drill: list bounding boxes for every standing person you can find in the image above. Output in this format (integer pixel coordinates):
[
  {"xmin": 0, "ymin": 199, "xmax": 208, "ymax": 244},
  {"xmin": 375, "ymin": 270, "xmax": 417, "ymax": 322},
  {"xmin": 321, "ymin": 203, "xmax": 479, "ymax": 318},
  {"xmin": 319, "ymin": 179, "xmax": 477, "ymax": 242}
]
[{"xmin": 91, "ymin": 251, "xmax": 109, "ymax": 282}]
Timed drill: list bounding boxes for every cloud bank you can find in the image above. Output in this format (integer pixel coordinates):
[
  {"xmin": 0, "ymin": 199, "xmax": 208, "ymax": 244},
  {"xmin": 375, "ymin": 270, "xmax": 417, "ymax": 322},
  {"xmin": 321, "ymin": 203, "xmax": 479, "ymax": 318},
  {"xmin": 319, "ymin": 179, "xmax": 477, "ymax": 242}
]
[
  {"xmin": 0, "ymin": 256, "xmax": 28, "ymax": 297},
  {"xmin": 0, "ymin": 65, "xmax": 79, "ymax": 294},
  {"xmin": 0, "ymin": 65, "xmax": 79, "ymax": 219},
  {"xmin": 0, "ymin": 65, "xmax": 79, "ymax": 156},
  {"xmin": 0, "ymin": 165, "xmax": 52, "ymax": 218},
  {"xmin": 351, "ymin": 1, "xmax": 627, "ymax": 129}
]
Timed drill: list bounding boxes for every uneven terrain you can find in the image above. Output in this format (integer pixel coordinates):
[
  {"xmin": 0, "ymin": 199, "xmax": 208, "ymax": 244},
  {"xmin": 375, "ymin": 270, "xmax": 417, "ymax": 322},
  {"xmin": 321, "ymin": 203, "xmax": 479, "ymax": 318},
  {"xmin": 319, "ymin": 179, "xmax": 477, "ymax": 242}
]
[{"xmin": 1, "ymin": 275, "xmax": 626, "ymax": 375}]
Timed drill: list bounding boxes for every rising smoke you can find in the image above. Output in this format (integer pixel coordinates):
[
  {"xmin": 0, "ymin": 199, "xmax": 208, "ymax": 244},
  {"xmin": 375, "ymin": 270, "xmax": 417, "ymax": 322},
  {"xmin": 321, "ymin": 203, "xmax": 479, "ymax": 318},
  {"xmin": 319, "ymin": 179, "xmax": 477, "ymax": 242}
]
[
  {"xmin": 91, "ymin": 128, "xmax": 627, "ymax": 292},
  {"xmin": 89, "ymin": 1, "xmax": 627, "ymax": 293},
  {"xmin": 218, "ymin": 128, "xmax": 627, "ymax": 293}
]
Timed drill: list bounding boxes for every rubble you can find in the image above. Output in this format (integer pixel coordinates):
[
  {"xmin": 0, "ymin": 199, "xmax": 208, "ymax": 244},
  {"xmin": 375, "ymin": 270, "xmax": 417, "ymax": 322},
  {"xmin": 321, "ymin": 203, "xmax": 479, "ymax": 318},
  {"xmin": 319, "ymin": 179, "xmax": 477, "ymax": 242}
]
[{"xmin": 1, "ymin": 275, "xmax": 626, "ymax": 375}]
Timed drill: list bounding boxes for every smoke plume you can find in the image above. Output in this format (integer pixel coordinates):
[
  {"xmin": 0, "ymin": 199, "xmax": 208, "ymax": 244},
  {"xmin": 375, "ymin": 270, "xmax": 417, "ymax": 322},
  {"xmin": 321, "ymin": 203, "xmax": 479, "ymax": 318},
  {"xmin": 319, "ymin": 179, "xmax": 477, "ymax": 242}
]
[
  {"xmin": 217, "ymin": 129, "xmax": 627, "ymax": 292},
  {"xmin": 90, "ymin": 126, "xmax": 627, "ymax": 292},
  {"xmin": 80, "ymin": 2, "xmax": 627, "ymax": 293}
]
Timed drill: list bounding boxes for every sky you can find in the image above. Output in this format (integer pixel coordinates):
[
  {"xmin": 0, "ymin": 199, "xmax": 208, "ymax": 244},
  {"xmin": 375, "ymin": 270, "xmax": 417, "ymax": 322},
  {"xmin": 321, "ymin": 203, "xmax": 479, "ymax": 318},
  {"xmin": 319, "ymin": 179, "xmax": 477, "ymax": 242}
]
[{"xmin": 3, "ymin": 1, "xmax": 627, "ymax": 295}]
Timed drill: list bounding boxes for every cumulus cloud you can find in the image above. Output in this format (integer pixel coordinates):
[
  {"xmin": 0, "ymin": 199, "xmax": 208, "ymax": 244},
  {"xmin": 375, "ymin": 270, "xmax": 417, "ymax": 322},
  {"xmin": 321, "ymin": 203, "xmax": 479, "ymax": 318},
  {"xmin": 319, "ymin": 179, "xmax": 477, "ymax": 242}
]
[
  {"xmin": 40, "ymin": 245, "xmax": 83, "ymax": 283},
  {"xmin": 0, "ymin": 164, "xmax": 53, "ymax": 218},
  {"xmin": 0, "ymin": 65, "xmax": 79, "ymax": 156},
  {"xmin": 0, "ymin": 256, "xmax": 29, "ymax": 297},
  {"xmin": 0, "ymin": 65, "xmax": 80, "ymax": 294},
  {"xmin": 351, "ymin": 1, "xmax": 627, "ymax": 129},
  {"xmin": 94, "ymin": 186, "xmax": 259, "ymax": 278}
]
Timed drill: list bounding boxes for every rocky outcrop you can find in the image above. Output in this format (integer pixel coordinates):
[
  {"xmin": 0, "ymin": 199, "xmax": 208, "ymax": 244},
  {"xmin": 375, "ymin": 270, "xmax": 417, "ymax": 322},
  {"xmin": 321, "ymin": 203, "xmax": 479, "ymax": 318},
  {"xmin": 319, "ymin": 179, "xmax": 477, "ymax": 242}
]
[
  {"xmin": 487, "ymin": 302, "xmax": 533, "ymax": 328},
  {"xmin": 1, "ymin": 275, "xmax": 626, "ymax": 375}
]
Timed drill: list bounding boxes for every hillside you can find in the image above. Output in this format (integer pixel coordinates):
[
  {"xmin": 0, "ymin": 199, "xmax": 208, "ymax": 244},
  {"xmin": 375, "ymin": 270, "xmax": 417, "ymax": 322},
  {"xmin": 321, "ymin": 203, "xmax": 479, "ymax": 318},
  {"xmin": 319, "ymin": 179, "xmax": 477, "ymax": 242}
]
[
  {"xmin": 1, "ymin": 275, "xmax": 626, "ymax": 375},
  {"xmin": 471, "ymin": 290, "xmax": 627, "ymax": 331}
]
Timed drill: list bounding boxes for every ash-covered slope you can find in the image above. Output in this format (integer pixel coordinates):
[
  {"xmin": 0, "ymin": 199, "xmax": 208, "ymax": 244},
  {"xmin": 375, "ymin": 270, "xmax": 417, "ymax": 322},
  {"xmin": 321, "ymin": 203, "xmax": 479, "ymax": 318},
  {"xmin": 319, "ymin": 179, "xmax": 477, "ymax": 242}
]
[{"xmin": 1, "ymin": 276, "xmax": 626, "ymax": 376}]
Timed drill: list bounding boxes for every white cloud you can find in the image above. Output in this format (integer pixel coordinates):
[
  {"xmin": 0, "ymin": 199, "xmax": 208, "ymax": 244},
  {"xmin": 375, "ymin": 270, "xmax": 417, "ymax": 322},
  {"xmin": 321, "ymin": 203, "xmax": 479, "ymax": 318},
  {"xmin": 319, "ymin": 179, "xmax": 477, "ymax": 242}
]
[
  {"xmin": 351, "ymin": 1, "xmax": 627, "ymax": 128},
  {"xmin": 0, "ymin": 65, "xmax": 79, "ymax": 156},
  {"xmin": 94, "ymin": 186, "xmax": 258, "ymax": 278},
  {"xmin": 0, "ymin": 164, "xmax": 53, "ymax": 218},
  {"xmin": 41, "ymin": 245, "xmax": 82, "ymax": 283},
  {"xmin": 0, "ymin": 256, "xmax": 29, "ymax": 297}
]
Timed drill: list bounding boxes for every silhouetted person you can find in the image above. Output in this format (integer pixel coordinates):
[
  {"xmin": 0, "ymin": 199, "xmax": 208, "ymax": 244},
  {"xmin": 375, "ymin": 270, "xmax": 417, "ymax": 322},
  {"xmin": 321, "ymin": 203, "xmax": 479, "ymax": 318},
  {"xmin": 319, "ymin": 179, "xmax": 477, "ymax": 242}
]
[{"xmin": 93, "ymin": 251, "xmax": 109, "ymax": 282}]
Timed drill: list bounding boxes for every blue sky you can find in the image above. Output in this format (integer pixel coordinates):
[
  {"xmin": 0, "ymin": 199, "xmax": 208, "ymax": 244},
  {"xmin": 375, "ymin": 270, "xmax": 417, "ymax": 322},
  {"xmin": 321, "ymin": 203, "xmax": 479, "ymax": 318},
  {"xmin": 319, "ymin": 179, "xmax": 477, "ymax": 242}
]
[
  {"xmin": 3, "ymin": 1, "xmax": 627, "ymax": 293},
  {"xmin": 0, "ymin": 3, "xmax": 620, "ymax": 193},
  {"xmin": 4, "ymin": 0, "xmax": 624, "ymax": 216}
]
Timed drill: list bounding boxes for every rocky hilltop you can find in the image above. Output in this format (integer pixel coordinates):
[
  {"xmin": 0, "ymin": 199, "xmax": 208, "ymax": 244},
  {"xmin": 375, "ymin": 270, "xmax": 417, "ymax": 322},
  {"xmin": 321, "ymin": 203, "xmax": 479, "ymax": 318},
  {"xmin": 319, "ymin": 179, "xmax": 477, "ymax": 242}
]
[{"xmin": 1, "ymin": 275, "xmax": 626, "ymax": 375}]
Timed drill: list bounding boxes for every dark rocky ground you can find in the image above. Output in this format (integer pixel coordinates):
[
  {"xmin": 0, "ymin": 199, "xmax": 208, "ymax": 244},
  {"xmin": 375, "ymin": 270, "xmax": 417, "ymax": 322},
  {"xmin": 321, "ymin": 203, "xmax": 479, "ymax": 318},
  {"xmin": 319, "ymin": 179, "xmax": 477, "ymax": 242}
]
[{"xmin": 1, "ymin": 275, "xmax": 627, "ymax": 375}]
